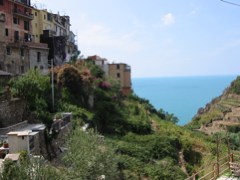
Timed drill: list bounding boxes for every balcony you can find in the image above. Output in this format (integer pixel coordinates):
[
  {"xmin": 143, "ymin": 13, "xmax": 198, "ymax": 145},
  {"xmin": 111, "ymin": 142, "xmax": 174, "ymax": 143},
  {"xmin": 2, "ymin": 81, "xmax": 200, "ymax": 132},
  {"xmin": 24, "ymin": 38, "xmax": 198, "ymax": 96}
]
[
  {"xmin": 13, "ymin": 8, "xmax": 33, "ymax": 20},
  {"xmin": 124, "ymin": 65, "xmax": 131, "ymax": 72},
  {"xmin": 12, "ymin": 0, "xmax": 31, "ymax": 6},
  {"xmin": 24, "ymin": 42, "xmax": 48, "ymax": 49},
  {"xmin": 43, "ymin": 30, "xmax": 56, "ymax": 37}
]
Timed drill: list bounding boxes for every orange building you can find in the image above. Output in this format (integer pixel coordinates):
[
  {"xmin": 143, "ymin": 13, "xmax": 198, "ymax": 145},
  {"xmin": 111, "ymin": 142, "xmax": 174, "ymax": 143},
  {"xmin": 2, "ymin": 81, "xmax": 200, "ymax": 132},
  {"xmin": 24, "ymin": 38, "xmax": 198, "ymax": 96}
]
[{"xmin": 108, "ymin": 63, "xmax": 132, "ymax": 96}]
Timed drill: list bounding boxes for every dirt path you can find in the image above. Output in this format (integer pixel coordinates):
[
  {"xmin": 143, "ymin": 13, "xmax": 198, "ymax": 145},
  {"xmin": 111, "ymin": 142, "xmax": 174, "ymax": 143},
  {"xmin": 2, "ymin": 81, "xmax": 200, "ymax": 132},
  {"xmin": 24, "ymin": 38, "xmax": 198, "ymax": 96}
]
[{"xmin": 179, "ymin": 150, "xmax": 189, "ymax": 177}]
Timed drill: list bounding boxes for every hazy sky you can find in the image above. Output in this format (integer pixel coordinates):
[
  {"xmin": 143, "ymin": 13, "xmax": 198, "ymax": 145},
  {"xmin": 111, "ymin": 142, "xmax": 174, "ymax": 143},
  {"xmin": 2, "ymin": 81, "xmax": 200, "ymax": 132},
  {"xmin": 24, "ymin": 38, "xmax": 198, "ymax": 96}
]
[{"xmin": 34, "ymin": 0, "xmax": 240, "ymax": 78}]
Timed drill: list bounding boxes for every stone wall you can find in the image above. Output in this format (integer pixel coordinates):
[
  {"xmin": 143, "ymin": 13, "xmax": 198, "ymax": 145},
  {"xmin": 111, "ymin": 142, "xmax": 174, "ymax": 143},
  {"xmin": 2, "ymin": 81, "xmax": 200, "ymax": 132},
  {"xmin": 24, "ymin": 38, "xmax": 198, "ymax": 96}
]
[
  {"xmin": 0, "ymin": 121, "xmax": 27, "ymax": 135},
  {"xmin": 53, "ymin": 121, "xmax": 72, "ymax": 149},
  {"xmin": 0, "ymin": 98, "xmax": 25, "ymax": 128}
]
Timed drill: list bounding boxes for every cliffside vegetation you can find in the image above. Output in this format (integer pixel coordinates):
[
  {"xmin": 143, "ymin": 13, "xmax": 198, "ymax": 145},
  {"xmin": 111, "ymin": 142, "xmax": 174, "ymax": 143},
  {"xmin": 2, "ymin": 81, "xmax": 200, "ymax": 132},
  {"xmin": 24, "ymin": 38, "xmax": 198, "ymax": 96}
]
[
  {"xmin": 1, "ymin": 60, "xmax": 225, "ymax": 179},
  {"xmin": 187, "ymin": 76, "xmax": 240, "ymax": 150}
]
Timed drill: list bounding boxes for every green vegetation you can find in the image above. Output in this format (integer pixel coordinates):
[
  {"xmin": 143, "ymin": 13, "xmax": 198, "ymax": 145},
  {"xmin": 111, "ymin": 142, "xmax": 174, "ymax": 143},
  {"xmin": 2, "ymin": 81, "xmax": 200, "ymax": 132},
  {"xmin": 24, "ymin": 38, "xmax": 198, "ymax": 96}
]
[
  {"xmin": 0, "ymin": 153, "xmax": 61, "ymax": 180},
  {"xmin": 229, "ymin": 76, "xmax": 240, "ymax": 94},
  {"xmin": 1, "ymin": 60, "xmax": 227, "ymax": 179},
  {"xmin": 187, "ymin": 76, "xmax": 240, "ymax": 129},
  {"xmin": 63, "ymin": 129, "xmax": 119, "ymax": 179}
]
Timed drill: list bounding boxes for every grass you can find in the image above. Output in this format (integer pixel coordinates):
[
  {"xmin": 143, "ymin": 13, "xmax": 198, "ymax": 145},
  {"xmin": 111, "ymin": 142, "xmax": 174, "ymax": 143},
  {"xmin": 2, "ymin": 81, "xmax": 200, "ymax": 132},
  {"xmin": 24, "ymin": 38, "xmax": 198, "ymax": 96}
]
[{"xmin": 219, "ymin": 98, "xmax": 240, "ymax": 108}]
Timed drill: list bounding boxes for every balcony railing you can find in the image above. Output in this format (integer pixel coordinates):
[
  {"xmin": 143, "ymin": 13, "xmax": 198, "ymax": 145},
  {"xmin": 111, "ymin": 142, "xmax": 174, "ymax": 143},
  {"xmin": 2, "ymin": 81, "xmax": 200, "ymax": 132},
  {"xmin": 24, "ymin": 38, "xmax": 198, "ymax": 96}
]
[
  {"xmin": 13, "ymin": 9, "xmax": 33, "ymax": 20},
  {"xmin": 12, "ymin": 0, "xmax": 31, "ymax": 6}
]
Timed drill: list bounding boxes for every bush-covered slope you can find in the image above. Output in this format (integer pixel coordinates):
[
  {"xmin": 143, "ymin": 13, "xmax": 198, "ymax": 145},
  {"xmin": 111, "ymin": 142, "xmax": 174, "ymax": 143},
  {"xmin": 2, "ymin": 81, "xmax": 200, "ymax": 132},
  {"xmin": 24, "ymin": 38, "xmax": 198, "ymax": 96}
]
[{"xmin": 4, "ymin": 61, "xmax": 225, "ymax": 179}]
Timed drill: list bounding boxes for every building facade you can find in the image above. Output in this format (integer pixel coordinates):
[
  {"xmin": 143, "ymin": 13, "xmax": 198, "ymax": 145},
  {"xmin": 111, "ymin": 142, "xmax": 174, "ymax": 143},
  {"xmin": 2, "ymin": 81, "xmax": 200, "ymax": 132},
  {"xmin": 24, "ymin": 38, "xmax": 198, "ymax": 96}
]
[
  {"xmin": 32, "ymin": 8, "xmax": 77, "ymax": 65},
  {"xmin": 0, "ymin": 0, "xmax": 49, "ymax": 75},
  {"xmin": 108, "ymin": 63, "xmax": 132, "ymax": 95},
  {"xmin": 7, "ymin": 130, "xmax": 40, "ymax": 155},
  {"xmin": 31, "ymin": 8, "xmax": 54, "ymax": 43},
  {"xmin": 87, "ymin": 55, "xmax": 109, "ymax": 75}
]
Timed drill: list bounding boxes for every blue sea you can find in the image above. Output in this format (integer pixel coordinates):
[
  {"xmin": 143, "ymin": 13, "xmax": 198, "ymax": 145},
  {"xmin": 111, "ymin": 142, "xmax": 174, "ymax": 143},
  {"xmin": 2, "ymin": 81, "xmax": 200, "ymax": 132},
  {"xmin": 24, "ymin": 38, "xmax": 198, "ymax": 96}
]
[{"xmin": 132, "ymin": 75, "xmax": 238, "ymax": 125}]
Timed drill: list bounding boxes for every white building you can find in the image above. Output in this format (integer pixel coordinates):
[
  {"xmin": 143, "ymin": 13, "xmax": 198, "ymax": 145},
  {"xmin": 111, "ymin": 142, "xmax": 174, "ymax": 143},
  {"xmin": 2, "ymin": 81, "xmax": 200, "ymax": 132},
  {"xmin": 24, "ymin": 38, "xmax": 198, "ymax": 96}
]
[{"xmin": 7, "ymin": 130, "xmax": 40, "ymax": 155}]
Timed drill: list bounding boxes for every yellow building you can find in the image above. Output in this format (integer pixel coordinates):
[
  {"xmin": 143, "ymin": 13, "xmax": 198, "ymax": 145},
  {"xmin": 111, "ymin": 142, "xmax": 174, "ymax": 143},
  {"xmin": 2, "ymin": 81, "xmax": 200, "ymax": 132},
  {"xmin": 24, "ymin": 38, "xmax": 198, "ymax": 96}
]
[
  {"xmin": 108, "ymin": 63, "xmax": 132, "ymax": 96},
  {"xmin": 31, "ymin": 8, "xmax": 54, "ymax": 43},
  {"xmin": 31, "ymin": 8, "xmax": 77, "ymax": 64}
]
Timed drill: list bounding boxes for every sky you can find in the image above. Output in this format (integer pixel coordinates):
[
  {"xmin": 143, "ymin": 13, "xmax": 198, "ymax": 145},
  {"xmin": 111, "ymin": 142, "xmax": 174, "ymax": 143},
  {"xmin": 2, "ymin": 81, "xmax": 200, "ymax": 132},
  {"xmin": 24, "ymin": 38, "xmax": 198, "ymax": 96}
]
[{"xmin": 33, "ymin": 0, "xmax": 240, "ymax": 78}]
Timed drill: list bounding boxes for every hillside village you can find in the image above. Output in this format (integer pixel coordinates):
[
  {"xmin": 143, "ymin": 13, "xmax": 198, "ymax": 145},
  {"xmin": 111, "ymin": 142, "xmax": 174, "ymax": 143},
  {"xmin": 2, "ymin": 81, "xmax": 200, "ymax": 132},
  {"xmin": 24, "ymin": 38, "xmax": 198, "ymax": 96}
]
[
  {"xmin": 0, "ymin": 0, "xmax": 132, "ymax": 171},
  {"xmin": 0, "ymin": 0, "xmax": 131, "ymax": 95},
  {"xmin": 1, "ymin": 1, "xmax": 240, "ymax": 179}
]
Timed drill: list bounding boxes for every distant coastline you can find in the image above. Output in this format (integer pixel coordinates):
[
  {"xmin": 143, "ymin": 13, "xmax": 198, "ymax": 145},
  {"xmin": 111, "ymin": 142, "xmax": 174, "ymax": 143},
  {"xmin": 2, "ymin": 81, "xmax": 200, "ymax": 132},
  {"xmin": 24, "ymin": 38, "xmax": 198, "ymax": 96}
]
[{"xmin": 132, "ymin": 75, "xmax": 238, "ymax": 125}]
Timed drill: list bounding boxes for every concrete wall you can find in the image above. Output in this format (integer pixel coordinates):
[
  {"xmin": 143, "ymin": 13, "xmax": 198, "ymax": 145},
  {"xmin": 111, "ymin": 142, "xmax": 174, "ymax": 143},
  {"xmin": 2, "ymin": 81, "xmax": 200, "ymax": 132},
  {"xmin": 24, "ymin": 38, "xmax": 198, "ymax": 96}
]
[
  {"xmin": 4, "ymin": 45, "xmax": 30, "ymax": 74},
  {"xmin": 8, "ymin": 134, "xmax": 29, "ymax": 153},
  {"xmin": 29, "ymin": 47, "xmax": 49, "ymax": 72},
  {"xmin": 29, "ymin": 132, "xmax": 40, "ymax": 155},
  {"xmin": 0, "ymin": 98, "xmax": 25, "ymax": 128}
]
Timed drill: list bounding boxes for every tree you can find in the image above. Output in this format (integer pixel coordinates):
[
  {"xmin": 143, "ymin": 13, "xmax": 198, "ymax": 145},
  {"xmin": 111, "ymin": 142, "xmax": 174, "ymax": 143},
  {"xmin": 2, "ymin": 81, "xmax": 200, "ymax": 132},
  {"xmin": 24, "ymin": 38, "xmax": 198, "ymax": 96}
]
[
  {"xmin": 0, "ymin": 157, "xmax": 62, "ymax": 180},
  {"xmin": 57, "ymin": 64, "xmax": 90, "ymax": 107},
  {"xmin": 157, "ymin": 108, "xmax": 179, "ymax": 124},
  {"xmin": 10, "ymin": 69, "xmax": 51, "ymax": 112},
  {"xmin": 63, "ymin": 129, "xmax": 119, "ymax": 179}
]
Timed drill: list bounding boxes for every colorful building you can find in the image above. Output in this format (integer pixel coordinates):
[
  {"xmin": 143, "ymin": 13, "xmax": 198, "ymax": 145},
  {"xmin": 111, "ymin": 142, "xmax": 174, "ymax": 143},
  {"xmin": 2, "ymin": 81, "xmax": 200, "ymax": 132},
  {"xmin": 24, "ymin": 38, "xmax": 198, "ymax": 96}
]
[
  {"xmin": 0, "ymin": 0, "xmax": 49, "ymax": 75},
  {"xmin": 108, "ymin": 63, "xmax": 132, "ymax": 95},
  {"xmin": 31, "ymin": 7, "xmax": 77, "ymax": 65},
  {"xmin": 87, "ymin": 55, "xmax": 109, "ymax": 75},
  {"xmin": 31, "ymin": 8, "xmax": 54, "ymax": 43}
]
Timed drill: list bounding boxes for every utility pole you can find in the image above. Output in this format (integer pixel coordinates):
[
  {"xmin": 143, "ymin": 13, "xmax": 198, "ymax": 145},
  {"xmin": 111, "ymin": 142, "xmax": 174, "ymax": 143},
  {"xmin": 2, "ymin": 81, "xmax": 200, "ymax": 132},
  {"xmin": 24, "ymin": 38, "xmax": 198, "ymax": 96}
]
[
  {"xmin": 51, "ymin": 36, "xmax": 55, "ymax": 112},
  {"xmin": 51, "ymin": 57, "xmax": 54, "ymax": 112},
  {"xmin": 220, "ymin": 0, "xmax": 240, "ymax": 6}
]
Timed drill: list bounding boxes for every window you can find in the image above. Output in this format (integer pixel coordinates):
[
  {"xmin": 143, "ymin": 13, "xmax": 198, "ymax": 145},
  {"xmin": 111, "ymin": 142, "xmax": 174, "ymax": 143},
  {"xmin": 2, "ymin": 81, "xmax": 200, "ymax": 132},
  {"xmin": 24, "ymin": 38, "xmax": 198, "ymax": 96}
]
[
  {"xmin": 0, "ymin": 0, "xmax": 3, "ymax": 5},
  {"xmin": 20, "ymin": 48, "xmax": 24, "ymax": 57},
  {"xmin": 6, "ymin": 47, "xmax": 11, "ymax": 55},
  {"xmin": 13, "ymin": 17, "xmax": 19, "ymax": 24},
  {"xmin": 24, "ymin": 21, "xmax": 29, "ymax": 30},
  {"xmin": 21, "ymin": 66, "xmax": 24, "ymax": 74},
  {"xmin": 14, "ymin": 31, "xmax": 19, "ymax": 42},
  {"xmin": 117, "ymin": 73, "xmax": 120, "ymax": 78},
  {"xmin": 24, "ymin": 33, "xmax": 31, "ymax": 42},
  {"xmin": 47, "ymin": 13, "xmax": 51, "ymax": 21},
  {"xmin": 37, "ymin": 52, "xmax": 41, "ymax": 62},
  {"xmin": 35, "ymin": 12, "xmax": 37, "ymax": 16},
  {"xmin": 117, "ymin": 64, "xmax": 120, "ymax": 69},
  {"xmin": 40, "ymin": 66, "xmax": 43, "ymax": 70},
  {"xmin": 22, "ymin": 136, "xmax": 24, "ymax": 140},
  {"xmin": 6, "ymin": 64, "xmax": 11, "ymax": 72},
  {"xmin": 35, "ymin": 23, "xmax": 37, "ymax": 28},
  {"xmin": 44, "ymin": 14, "xmax": 46, "ymax": 20},
  {"xmin": 5, "ymin": 28, "xmax": 8, "ymax": 36}
]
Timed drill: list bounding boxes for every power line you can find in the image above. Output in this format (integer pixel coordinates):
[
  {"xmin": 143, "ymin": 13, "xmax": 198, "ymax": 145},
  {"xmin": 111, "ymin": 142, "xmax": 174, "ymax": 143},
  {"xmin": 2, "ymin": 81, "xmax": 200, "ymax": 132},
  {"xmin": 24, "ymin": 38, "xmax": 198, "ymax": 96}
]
[{"xmin": 220, "ymin": 0, "xmax": 240, "ymax": 7}]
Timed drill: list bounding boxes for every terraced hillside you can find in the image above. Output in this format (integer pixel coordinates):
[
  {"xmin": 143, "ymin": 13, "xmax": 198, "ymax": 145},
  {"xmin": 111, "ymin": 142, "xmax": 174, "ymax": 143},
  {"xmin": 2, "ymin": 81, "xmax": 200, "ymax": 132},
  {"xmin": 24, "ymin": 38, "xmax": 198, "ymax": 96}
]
[{"xmin": 187, "ymin": 76, "xmax": 240, "ymax": 135}]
